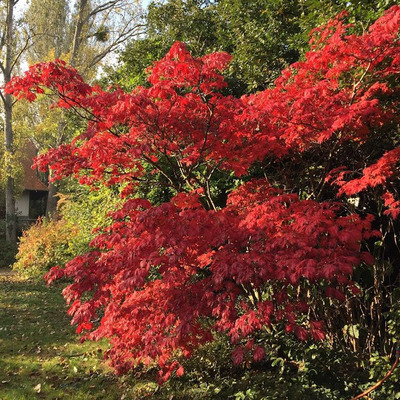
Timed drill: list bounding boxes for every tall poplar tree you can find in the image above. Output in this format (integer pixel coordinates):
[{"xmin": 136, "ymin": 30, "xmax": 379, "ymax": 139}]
[{"xmin": 25, "ymin": 0, "xmax": 69, "ymax": 62}]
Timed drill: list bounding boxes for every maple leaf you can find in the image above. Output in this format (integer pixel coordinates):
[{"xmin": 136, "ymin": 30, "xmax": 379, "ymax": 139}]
[{"xmin": 253, "ymin": 346, "xmax": 266, "ymax": 362}]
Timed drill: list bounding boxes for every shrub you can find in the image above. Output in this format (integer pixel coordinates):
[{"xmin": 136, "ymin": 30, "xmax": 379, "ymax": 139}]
[
  {"xmin": 13, "ymin": 185, "xmax": 121, "ymax": 280},
  {"xmin": 6, "ymin": 6, "xmax": 400, "ymax": 388},
  {"xmin": 13, "ymin": 217, "xmax": 77, "ymax": 280},
  {"xmin": 0, "ymin": 239, "xmax": 17, "ymax": 268}
]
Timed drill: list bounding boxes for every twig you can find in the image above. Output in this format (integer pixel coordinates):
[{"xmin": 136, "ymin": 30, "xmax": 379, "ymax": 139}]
[{"xmin": 350, "ymin": 347, "xmax": 400, "ymax": 400}]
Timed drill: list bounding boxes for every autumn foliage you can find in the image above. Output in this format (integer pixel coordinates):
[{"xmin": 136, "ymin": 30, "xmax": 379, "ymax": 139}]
[{"xmin": 6, "ymin": 6, "xmax": 400, "ymax": 381}]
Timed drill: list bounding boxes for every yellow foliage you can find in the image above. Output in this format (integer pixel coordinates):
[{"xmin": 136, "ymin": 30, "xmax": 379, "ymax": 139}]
[{"xmin": 13, "ymin": 217, "xmax": 79, "ymax": 280}]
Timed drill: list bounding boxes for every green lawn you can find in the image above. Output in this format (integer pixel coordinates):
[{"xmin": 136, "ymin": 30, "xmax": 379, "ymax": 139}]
[
  {"xmin": 0, "ymin": 269, "xmax": 226, "ymax": 400},
  {"xmin": 3, "ymin": 269, "xmax": 397, "ymax": 400},
  {"xmin": 0, "ymin": 270, "xmax": 130, "ymax": 400},
  {"xmin": 0, "ymin": 269, "xmax": 292, "ymax": 400}
]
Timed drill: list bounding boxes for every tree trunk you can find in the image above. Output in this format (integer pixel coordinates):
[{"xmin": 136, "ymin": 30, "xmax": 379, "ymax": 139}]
[
  {"xmin": 70, "ymin": 0, "xmax": 88, "ymax": 67},
  {"xmin": 3, "ymin": 0, "xmax": 16, "ymax": 243},
  {"xmin": 4, "ymin": 94, "xmax": 16, "ymax": 242},
  {"xmin": 45, "ymin": 179, "xmax": 59, "ymax": 219}
]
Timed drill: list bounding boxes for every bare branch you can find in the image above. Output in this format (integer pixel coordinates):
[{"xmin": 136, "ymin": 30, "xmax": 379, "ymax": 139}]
[
  {"xmin": 89, "ymin": 0, "xmax": 122, "ymax": 18},
  {"xmin": 85, "ymin": 23, "xmax": 146, "ymax": 70},
  {"xmin": 0, "ymin": 89, "xmax": 6, "ymax": 106},
  {"xmin": 0, "ymin": 60, "xmax": 5, "ymax": 75},
  {"xmin": 10, "ymin": 31, "xmax": 34, "ymax": 73}
]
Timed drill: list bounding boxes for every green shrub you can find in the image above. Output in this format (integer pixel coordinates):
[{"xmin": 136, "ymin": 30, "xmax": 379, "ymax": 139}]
[
  {"xmin": 0, "ymin": 239, "xmax": 17, "ymax": 268},
  {"xmin": 59, "ymin": 185, "xmax": 121, "ymax": 256}
]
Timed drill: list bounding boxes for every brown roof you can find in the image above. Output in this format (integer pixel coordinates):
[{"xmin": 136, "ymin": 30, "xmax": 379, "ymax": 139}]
[{"xmin": 22, "ymin": 140, "xmax": 48, "ymax": 191}]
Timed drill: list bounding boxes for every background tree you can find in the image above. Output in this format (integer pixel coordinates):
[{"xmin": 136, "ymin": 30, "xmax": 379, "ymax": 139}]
[
  {"xmin": 25, "ymin": 0, "xmax": 69, "ymax": 62},
  {"xmin": 115, "ymin": 0, "xmax": 397, "ymax": 94},
  {"xmin": 113, "ymin": 0, "xmax": 220, "ymax": 90},
  {"xmin": 17, "ymin": 0, "xmax": 145, "ymax": 217},
  {"xmin": 0, "ymin": 0, "xmax": 29, "ymax": 243}
]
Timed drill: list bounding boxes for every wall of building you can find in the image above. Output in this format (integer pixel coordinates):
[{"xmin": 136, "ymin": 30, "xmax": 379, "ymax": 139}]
[{"xmin": 15, "ymin": 190, "xmax": 30, "ymax": 218}]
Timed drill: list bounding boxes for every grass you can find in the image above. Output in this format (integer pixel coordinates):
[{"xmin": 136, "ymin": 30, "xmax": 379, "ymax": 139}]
[
  {"xmin": 0, "ymin": 268, "xmax": 241, "ymax": 400},
  {"xmin": 4, "ymin": 267, "xmax": 396, "ymax": 399},
  {"xmin": 0, "ymin": 268, "xmax": 299, "ymax": 400},
  {"xmin": 0, "ymin": 269, "xmax": 126, "ymax": 400}
]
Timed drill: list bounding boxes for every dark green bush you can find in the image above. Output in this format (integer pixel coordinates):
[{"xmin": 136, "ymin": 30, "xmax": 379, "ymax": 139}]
[{"xmin": 0, "ymin": 238, "xmax": 17, "ymax": 268}]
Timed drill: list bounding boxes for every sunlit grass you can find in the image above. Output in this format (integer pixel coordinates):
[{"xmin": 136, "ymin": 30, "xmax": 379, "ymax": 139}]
[
  {"xmin": 0, "ymin": 269, "xmax": 275, "ymax": 400},
  {"xmin": 0, "ymin": 271, "xmax": 123, "ymax": 400}
]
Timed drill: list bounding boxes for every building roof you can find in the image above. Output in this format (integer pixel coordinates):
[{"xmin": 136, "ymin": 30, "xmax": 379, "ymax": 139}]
[{"xmin": 22, "ymin": 140, "xmax": 48, "ymax": 191}]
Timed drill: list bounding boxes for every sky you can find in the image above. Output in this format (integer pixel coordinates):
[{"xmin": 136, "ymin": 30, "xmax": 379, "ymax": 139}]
[{"xmin": 17, "ymin": 0, "xmax": 153, "ymax": 13}]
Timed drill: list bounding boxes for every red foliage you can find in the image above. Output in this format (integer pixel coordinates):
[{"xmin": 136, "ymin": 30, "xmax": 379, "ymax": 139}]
[
  {"xmin": 8, "ymin": 6, "xmax": 400, "ymax": 380},
  {"xmin": 44, "ymin": 181, "xmax": 373, "ymax": 377}
]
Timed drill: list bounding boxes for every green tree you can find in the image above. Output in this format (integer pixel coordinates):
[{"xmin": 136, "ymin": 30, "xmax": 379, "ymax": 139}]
[
  {"xmin": 0, "ymin": 0, "xmax": 28, "ymax": 243},
  {"xmin": 114, "ymin": 0, "xmax": 219, "ymax": 90},
  {"xmin": 25, "ymin": 0, "xmax": 69, "ymax": 62},
  {"xmin": 116, "ymin": 0, "xmax": 397, "ymax": 94}
]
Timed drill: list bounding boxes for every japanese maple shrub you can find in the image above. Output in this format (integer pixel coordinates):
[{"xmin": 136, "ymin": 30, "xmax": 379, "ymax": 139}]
[{"xmin": 6, "ymin": 6, "xmax": 400, "ymax": 381}]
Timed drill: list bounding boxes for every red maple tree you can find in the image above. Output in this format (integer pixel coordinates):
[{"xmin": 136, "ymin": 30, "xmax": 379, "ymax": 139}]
[{"xmin": 6, "ymin": 6, "xmax": 400, "ymax": 381}]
